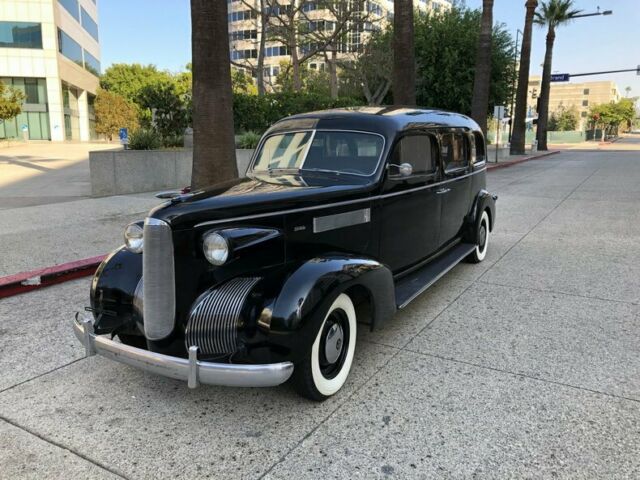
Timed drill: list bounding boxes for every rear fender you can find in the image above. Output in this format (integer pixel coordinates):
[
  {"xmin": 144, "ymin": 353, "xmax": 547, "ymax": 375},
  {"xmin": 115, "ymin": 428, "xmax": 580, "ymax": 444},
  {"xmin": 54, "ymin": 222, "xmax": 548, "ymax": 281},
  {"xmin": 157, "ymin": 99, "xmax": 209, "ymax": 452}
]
[{"xmin": 463, "ymin": 189, "xmax": 497, "ymax": 243}]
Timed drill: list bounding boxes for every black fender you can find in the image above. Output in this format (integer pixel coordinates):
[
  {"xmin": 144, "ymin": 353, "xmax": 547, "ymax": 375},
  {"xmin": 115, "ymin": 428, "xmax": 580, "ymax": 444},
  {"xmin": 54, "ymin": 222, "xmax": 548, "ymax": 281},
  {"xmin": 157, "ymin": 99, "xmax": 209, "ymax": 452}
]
[
  {"xmin": 463, "ymin": 189, "xmax": 497, "ymax": 244},
  {"xmin": 264, "ymin": 255, "xmax": 395, "ymax": 363},
  {"xmin": 89, "ymin": 246, "xmax": 142, "ymax": 335}
]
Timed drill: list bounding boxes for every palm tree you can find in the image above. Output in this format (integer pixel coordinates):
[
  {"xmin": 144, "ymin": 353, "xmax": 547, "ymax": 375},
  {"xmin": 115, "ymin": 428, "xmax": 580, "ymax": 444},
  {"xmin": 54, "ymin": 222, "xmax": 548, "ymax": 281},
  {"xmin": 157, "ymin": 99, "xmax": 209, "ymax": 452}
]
[
  {"xmin": 190, "ymin": 0, "xmax": 238, "ymax": 189},
  {"xmin": 470, "ymin": 0, "xmax": 494, "ymax": 135},
  {"xmin": 393, "ymin": 0, "xmax": 416, "ymax": 105},
  {"xmin": 510, "ymin": 0, "xmax": 538, "ymax": 155},
  {"xmin": 534, "ymin": 0, "xmax": 581, "ymax": 151}
]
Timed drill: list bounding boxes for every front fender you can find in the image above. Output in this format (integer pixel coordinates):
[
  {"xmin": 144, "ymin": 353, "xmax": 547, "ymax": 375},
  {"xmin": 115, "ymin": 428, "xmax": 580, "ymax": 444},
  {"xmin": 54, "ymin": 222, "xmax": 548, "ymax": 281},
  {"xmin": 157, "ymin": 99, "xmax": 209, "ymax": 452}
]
[{"xmin": 265, "ymin": 255, "xmax": 395, "ymax": 361}]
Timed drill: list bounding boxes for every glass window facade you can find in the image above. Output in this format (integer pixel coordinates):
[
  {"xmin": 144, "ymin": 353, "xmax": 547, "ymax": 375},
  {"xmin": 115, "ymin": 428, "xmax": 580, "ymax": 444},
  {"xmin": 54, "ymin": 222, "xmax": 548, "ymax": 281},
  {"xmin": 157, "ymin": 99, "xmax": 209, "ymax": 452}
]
[
  {"xmin": 83, "ymin": 49, "xmax": 100, "ymax": 76},
  {"xmin": 81, "ymin": 7, "xmax": 99, "ymax": 41},
  {"xmin": 0, "ymin": 22, "xmax": 43, "ymax": 49},
  {"xmin": 58, "ymin": 29, "xmax": 83, "ymax": 67},
  {"xmin": 58, "ymin": 0, "xmax": 80, "ymax": 21},
  {"xmin": 0, "ymin": 77, "xmax": 51, "ymax": 140}
]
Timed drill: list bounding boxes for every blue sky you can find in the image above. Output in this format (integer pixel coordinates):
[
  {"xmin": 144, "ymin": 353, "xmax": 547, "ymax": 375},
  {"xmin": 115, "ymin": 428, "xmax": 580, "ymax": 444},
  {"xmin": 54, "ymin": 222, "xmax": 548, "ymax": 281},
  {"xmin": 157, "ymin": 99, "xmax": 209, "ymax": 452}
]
[{"xmin": 98, "ymin": 0, "xmax": 640, "ymax": 96}]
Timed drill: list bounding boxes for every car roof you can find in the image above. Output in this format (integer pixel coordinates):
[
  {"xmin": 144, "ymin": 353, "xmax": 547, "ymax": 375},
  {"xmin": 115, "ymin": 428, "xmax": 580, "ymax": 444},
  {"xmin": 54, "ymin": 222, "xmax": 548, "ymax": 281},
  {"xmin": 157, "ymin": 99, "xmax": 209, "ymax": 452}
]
[{"xmin": 266, "ymin": 106, "xmax": 482, "ymax": 138}]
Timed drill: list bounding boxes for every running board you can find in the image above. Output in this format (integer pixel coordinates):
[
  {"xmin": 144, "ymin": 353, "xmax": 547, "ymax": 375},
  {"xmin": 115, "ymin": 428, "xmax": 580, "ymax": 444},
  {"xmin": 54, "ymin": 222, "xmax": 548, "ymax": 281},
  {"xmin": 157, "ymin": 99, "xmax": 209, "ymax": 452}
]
[{"xmin": 394, "ymin": 243, "xmax": 476, "ymax": 309}]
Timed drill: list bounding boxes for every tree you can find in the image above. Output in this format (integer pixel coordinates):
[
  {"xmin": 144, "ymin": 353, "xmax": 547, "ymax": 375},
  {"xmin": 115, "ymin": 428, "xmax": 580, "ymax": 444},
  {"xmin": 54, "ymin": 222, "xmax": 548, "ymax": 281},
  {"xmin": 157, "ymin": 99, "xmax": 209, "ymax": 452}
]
[
  {"xmin": 393, "ymin": 0, "xmax": 416, "ymax": 105},
  {"xmin": 137, "ymin": 80, "xmax": 188, "ymax": 140},
  {"xmin": 339, "ymin": 29, "xmax": 393, "ymax": 105},
  {"xmin": 590, "ymin": 98, "xmax": 636, "ymax": 137},
  {"xmin": 190, "ymin": 0, "xmax": 238, "ymax": 189},
  {"xmin": 0, "ymin": 80, "xmax": 24, "ymax": 122},
  {"xmin": 94, "ymin": 89, "xmax": 139, "ymax": 141},
  {"xmin": 547, "ymin": 105, "xmax": 578, "ymax": 131},
  {"xmin": 100, "ymin": 64, "xmax": 174, "ymax": 105},
  {"xmin": 534, "ymin": 0, "xmax": 581, "ymax": 150},
  {"xmin": 510, "ymin": 0, "xmax": 538, "ymax": 155},
  {"xmin": 275, "ymin": 61, "xmax": 331, "ymax": 96},
  {"xmin": 414, "ymin": 8, "xmax": 515, "ymax": 115},
  {"xmin": 470, "ymin": 0, "xmax": 494, "ymax": 135}
]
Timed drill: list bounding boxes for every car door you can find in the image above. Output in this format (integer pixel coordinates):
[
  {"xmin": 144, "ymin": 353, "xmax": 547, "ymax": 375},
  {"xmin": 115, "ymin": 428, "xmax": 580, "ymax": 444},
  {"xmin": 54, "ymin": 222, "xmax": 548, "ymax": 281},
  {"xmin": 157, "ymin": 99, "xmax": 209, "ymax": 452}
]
[
  {"xmin": 377, "ymin": 132, "xmax": 441, "ymax": 273},
  {"xmin": 437, "ymin": 130, "xmax": 473, "ymax": 247}
]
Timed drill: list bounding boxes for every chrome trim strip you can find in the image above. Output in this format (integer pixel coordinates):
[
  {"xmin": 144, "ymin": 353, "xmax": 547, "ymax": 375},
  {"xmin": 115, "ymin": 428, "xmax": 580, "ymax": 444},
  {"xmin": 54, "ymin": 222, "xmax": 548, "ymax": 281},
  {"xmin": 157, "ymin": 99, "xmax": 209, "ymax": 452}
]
[
  {"xmin": 194, "ymin": 167, "xmax": 486, "ymax": 228},
  {"xmin": 313, "ymin": 208, "xmax": 371, "ymax": 233},
  {"xmin": 73, "ymin": 315, "xmax": 294, "ymax": 388}
]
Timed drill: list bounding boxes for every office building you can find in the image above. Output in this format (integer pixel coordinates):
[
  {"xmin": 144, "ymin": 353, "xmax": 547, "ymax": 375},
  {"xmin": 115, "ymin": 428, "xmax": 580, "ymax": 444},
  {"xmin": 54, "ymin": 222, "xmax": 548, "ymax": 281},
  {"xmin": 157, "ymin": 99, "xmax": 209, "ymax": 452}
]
[
  {"xmin": 0, "ymin": 0, "xmax": 100, "ymax": 141},
  {"xmin": 228, "ymin": 0, "xmax": 452, "ymax": 87}
]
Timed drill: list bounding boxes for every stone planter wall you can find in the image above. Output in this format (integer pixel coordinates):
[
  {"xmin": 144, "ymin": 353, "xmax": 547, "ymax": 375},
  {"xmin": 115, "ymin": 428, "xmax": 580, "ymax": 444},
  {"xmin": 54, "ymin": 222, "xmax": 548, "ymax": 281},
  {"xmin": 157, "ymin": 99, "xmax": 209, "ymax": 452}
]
[{"xmin": 90, "ymin": 148, "xmax": 255, "ymax": 197}]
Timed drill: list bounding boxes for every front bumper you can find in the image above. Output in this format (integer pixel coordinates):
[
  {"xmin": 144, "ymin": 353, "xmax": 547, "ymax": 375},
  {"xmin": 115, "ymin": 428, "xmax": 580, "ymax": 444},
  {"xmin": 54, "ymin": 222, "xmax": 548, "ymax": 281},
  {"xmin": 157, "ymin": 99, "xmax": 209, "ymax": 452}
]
[{"xmin": 73, "ymin": 314, "xmax": 294, "ymax": 388}]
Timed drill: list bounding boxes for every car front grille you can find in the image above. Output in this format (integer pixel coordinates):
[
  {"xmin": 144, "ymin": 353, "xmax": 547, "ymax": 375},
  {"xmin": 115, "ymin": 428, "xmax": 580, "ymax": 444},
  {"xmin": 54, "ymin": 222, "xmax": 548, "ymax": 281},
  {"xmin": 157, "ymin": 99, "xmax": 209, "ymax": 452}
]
[
  {"xmin": 142, "ymin": 217, "xmax": 176, "ymax": 341},
  {"xmin": 185, "ymin": 277, "xmax": 260, "ymax": 356}
]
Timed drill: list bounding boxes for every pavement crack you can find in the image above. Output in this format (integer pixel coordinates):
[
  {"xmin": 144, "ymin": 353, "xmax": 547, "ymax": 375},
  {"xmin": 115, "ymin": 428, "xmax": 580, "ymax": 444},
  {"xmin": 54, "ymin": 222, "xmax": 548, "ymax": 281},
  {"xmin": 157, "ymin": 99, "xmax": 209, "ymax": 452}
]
[
  {"xmin": 0, "ymin": 357, "xmax": 85, "ymax": 395},
  {"xmin": 0, "ymin": 416, "xmax": 131, "ymax": 480},
  {"xmin": 403, "ymin": 349, "xmax": 640, "ymax": 405}
]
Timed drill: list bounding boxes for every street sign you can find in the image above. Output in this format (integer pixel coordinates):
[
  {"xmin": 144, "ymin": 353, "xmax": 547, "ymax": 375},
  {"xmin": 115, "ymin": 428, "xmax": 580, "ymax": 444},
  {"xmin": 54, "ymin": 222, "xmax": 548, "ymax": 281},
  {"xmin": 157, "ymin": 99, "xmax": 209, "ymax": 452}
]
[
  {"xmin": 493, "ymin": 105, "xmax": 505, "ymax": 119},
  {"xmin": 119, "ymin": 128, "xmax": 129, "ymax": 145},
  {"xmin": 637, "ymin": 65, "xmax": 640, "ymax": 75},
  {"xmin": 550, "ymin": 73, "xmax": 570, "ymax": 82}
]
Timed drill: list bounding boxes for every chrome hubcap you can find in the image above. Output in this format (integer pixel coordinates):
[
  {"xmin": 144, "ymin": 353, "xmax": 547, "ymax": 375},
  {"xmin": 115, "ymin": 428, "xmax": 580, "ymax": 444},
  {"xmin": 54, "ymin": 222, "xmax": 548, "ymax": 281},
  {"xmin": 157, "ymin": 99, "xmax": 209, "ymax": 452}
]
[
  {"xmin": 324, "ymin": 323, "xmax": 344, "ymax": 364},
  {"xmin": 479, "ymin": 223, "xmax": 487, "ymax": 250}
]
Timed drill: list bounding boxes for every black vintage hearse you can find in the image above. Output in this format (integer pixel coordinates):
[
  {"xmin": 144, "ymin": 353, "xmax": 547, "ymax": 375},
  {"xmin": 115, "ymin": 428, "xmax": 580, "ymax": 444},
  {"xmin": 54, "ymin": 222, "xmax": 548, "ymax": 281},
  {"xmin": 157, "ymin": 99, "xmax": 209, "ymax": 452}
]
[{"xmin": 74, "ymin": 107, "xmax": 496, "ymax": 400}]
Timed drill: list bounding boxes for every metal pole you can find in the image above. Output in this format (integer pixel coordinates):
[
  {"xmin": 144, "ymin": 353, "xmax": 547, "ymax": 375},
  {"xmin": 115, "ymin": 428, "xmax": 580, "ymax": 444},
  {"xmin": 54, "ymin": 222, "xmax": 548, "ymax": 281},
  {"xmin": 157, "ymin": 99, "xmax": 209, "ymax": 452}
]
[{"xmin": 495, "ymin": 117, "xmax": 500, "ymax": 163}]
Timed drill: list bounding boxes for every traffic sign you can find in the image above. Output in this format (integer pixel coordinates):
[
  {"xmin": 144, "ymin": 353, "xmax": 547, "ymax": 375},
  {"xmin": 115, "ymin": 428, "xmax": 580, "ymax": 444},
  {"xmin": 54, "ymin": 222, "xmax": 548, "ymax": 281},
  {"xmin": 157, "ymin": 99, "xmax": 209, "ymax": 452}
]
[{"xmin": 550, "ymin": 73, "xmax": 570, "ymax": 82}]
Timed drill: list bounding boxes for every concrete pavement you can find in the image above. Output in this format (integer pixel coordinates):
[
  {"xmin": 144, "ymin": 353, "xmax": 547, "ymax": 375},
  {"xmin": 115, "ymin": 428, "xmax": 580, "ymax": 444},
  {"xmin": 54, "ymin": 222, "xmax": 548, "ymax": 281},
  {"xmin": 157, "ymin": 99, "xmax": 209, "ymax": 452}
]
[{"xmin": 1, "ymin": 140, "xmax": 640, "ymax": 479}]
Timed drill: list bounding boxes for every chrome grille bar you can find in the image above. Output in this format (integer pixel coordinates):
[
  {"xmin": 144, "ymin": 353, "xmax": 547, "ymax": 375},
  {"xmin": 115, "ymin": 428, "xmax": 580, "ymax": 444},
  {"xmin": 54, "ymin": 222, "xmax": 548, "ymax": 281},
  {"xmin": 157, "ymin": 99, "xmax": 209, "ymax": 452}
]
[
  {"xmin": 143, "ymin": 217, "xmax": 176, "ymax": 340},
  {"xmin": 185, "ymin": 277, "xmax": 260, "ymax": 355}
]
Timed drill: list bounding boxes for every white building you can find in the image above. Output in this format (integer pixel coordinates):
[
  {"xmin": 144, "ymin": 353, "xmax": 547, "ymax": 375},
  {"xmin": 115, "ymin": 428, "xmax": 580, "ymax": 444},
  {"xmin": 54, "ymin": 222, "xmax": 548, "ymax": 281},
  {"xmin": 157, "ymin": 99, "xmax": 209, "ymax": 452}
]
[
  {"xmin": 0, "ymin": 0, "xmax": 100, "ymax": 141},
  {"xmin": 228, "ymin": 0, "xmax": 452, "ymax": 87}
]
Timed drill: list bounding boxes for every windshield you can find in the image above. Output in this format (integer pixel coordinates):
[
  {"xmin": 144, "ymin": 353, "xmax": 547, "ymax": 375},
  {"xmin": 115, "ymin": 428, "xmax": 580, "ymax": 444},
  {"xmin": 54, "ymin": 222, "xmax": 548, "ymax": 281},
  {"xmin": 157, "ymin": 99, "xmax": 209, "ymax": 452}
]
[{"xmin": 251, "ymin": 130, "xmax": 384, "ymax": 177}]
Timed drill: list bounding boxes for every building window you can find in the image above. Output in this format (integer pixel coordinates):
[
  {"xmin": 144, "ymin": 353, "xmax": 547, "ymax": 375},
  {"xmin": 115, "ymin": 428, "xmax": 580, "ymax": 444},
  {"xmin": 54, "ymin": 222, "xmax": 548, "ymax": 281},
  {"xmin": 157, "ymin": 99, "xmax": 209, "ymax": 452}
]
[
  {"xmin": 302, "ymin": 2, "xmax": 316, "ymax": 12},
  {"xmin": 229, "ymin": 29, "xmax": 257, "ymax": 41},
  {"xmin": 58, "ymin": 0, "xmax": 80, "ymax": 21},
  {"xmin": 81, "ymin": 7, "xmax": 99, "ymax": 41},
  {"xmin": 0, "ymin": 22, "xmax": 43, "ymax": 49},
  {"xmin": 228, "ymin": 10, "xmax": 257, "ymax": 22},
  {"xmin": 582, "ymin": 100, "xmax": 589, "ymax": 107},
  {"xmin": 583, "ymin": 88, "xmax": 590, "ymax": 95},
  {"xmin": 581, "ymin": 111, "xmax": 587, "ymax": 117},
  {"xmin": 58, "ymin": 29, "xmax": 84, "ymax": 68},
  {"xmin": 83, "ymin": 49, "xmax": 101, "ymax": 76}
]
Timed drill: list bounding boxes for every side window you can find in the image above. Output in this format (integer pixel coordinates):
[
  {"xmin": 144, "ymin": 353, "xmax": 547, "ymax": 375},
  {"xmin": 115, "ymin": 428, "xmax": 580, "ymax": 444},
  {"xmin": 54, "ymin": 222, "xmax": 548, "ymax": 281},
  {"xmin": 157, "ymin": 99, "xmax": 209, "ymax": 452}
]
[
  {"xmin": 441, "ymin": 133, "xmax": 469, "ymax": 173},
  {"xmin": 391, "ymin": 134, "xmax": 437, "ymax": 176},
  {"xmin": 472, "ymin": 132, "xmax": 486, "ymax": 164}
]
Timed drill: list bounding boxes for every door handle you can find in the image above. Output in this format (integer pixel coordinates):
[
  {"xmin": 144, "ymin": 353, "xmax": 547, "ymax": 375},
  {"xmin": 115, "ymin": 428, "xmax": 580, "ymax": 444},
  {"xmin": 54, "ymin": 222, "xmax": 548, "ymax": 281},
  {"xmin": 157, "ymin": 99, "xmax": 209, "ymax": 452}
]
[{"xmin": 436, "ymin": 188, "xmax": 451, "ymax": 195}]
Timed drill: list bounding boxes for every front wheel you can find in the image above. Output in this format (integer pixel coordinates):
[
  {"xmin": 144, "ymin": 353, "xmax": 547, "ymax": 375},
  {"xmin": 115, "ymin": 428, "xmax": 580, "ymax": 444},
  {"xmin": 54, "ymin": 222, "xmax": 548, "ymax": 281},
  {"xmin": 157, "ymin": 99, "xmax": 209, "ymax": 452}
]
[
  {"xmin": 466, "ymin": 210, "xmax": 490, "ymax": 263},
  {"xmin": 292, "ymin": 293, "xmax": 357, "ymax": 401}
]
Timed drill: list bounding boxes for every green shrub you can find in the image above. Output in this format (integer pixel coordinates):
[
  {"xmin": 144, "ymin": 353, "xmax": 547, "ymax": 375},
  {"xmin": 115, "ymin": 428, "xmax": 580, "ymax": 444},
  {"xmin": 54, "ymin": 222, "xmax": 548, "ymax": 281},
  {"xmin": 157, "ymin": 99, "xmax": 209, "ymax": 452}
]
[
  {"xmin": 162, "ymin": 133, "xmax": 184, "ymax": 148},
  {"xmin": 237, "ymin": 131, "xmax": 261, "ymax": 149},
  {"xmin": 129, "ymin": 128, "xmax": 162, "ymax": 150}
]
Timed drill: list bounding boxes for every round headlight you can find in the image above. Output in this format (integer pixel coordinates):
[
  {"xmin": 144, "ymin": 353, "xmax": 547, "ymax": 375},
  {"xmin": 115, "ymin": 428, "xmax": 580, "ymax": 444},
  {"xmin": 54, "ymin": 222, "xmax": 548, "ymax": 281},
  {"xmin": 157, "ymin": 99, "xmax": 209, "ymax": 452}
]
[
  {"xmin": 203, "ymin": 232, "xmax": 229, "ymax": 265},
  {"xmin": 124, "ymin": 223, "xmax": 144, "ymax": 253}
]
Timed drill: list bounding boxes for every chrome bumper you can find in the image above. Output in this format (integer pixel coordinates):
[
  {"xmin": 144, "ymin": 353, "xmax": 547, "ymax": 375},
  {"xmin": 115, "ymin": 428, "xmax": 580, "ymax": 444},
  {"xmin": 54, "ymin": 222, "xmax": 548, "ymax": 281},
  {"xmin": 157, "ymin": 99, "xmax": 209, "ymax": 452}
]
[{"xmin": 73, "ymin": 314, "xmax": 294, "ymax": 388}]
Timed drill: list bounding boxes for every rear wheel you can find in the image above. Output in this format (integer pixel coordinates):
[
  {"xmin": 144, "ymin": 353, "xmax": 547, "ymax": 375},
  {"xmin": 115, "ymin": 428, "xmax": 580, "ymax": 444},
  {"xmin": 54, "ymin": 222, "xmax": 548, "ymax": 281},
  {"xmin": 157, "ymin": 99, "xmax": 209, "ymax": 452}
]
[
  {"xmin": 466, "ymin": 210, "xmax": 490, "ymax": 263},
  {"xmin": 292, "ymin": 293, "xmax": 357, "ymax": 401}
]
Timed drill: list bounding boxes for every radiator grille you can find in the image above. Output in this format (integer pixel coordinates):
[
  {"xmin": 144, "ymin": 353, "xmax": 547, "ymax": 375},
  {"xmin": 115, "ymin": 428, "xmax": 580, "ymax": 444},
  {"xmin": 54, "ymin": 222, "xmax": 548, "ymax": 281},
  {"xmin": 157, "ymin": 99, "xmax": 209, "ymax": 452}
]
[
  {"xmin": 142, "ymin": 217, "xmax": 176, "ymax": 341},
  {"xmin": 185, "ymin": 277, "xmax": 260, "ymax": 355}
]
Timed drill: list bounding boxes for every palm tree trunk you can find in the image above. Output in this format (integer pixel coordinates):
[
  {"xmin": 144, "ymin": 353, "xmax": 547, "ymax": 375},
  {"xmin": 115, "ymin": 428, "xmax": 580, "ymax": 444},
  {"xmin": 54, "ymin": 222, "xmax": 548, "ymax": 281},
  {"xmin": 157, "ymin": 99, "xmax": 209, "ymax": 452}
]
[
  {"xmin": 256, "ymin": 0, "xmax": 268, "ymax": 96},
  {"xmin": 190, "ymin": 0, "xmax": 238, "ymax": 189},
  {"xmin": 470, "ymin": 0, "xmax": 494, "ymax": 135},
  {"xmin": 510, "ymin": 0, "xmax": 538, "ymax": 155},
  {"xmin": 392, "ymin": 0, "xmax": 416, "ymax": 105},
  {"xmin": 536, "ymin": 24, "xmax": 555, "ymax": 151}
]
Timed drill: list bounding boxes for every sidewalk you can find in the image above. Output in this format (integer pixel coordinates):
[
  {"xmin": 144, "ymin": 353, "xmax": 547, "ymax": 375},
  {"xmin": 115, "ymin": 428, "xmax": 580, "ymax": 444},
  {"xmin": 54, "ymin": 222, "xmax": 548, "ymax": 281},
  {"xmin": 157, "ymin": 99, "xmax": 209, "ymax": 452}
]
[{"xmin": 0, "ymin": 193, "xmax": 160, "ymax": 277}]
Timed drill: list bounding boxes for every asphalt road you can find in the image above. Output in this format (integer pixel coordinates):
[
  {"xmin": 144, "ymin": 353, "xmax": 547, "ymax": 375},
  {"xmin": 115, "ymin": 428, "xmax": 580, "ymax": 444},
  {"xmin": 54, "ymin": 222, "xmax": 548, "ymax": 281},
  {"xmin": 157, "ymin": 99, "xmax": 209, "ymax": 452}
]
[{"xmin": 1, "ymin": 144, "xmax": 639, "ymax": 479}]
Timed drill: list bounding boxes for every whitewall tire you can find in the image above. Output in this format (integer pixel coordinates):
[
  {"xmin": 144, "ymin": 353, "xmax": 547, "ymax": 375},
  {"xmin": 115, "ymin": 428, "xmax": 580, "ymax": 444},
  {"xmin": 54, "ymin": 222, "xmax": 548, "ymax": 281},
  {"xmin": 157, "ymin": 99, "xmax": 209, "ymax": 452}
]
[
  {"xmin": 292, "ymin": 293, "xmax": 357, "ymax": 401},
  {"xmin": 467, "ymin": 210, "xmax": 490, "ymax": 263}
]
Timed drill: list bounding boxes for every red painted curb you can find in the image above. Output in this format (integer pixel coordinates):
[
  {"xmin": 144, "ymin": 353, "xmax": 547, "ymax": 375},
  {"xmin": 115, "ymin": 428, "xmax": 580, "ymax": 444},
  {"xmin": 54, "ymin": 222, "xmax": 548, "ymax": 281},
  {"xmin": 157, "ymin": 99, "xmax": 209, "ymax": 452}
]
[
  {"xmin": 0, "ymin": 254, "xmax": 106, "ymax": 299},
  {"xmin": 486, "ymin": 150, "xmax": 560, "ymax": 171}
]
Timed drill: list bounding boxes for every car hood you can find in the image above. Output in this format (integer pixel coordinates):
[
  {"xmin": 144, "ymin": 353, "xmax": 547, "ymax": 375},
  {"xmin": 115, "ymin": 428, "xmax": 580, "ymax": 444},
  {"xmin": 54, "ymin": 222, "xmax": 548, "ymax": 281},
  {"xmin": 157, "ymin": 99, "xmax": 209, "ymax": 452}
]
[{"xmin": 150, "ymin": 172, "xmax": 375, "ymax": 230}]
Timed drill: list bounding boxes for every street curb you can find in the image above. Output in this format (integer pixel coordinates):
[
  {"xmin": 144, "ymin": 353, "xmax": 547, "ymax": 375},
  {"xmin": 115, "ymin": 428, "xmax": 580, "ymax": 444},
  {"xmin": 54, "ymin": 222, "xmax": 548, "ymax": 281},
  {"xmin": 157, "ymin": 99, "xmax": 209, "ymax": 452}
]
[
  {"xmin": 0, "ymin": 255, "xmax": 106, "ymax": 299},
  {"xmin": 486, "ymin": 150, "xmax": 560, "ymax": 171}
]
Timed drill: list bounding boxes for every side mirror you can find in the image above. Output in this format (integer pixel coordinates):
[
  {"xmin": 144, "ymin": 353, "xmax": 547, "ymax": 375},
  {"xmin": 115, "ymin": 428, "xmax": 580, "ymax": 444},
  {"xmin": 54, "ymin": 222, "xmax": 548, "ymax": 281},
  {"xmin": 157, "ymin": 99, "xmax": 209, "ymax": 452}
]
[{"xmin": 388, "ymin": 162, "xmax": 413, "ymax": 177}]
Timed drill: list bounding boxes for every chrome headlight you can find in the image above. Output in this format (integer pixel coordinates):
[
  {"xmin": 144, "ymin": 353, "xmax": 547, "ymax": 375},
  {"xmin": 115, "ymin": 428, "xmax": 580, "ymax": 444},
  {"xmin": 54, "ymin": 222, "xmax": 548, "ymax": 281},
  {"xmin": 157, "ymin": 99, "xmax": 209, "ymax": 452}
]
[
  {"xmin": 124, "ymin": 223, "xmax": 144, "ymax": 253},
  {"xmin": 203, "ymin": 232, "xmax": 229, "ymax": 265}
]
